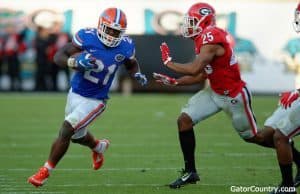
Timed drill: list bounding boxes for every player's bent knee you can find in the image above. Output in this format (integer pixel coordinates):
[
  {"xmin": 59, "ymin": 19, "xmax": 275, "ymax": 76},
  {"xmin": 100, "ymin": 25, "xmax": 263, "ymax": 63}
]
[
  {"xmin": 243, "ymin": 136, "xmax": 256, "ymax": 143},
  {"xmin": 177, "ymin": 113, "xmax": 193, "ymax": 131},
  {"xmin": 62, "ymin": 120, "xmax": 74, "ymax": 130},
  {"xmin": 273, "ymin": 130, "xmax": 289, "ymax": 145},
  {"xmin": 243, "ymin": 135, "xmax": 262, "ymax": 143},
  {"xmin": 71, "ymin": 136, "xmax": 85, "ymax": 144},
  {"xmin": 58, "ymin": 121, "xmax": 75, "ymax": 140}
]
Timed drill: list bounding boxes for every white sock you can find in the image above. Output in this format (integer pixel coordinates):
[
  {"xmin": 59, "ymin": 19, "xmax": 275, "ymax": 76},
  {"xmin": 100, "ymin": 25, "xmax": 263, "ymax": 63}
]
[
  {"xmin": 44, "ymin": 161, "xmax": 55, "ymax": 172},
  {"xmin": 93, "ymin": 140, "xmax": 107, "ymax": 154}
]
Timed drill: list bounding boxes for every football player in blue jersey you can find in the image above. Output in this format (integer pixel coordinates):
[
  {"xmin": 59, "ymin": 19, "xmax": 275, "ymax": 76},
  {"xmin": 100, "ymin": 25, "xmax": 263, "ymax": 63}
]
[{"xmin": 28, "ymin": 7, "xmax": 147, "ymax": 187}]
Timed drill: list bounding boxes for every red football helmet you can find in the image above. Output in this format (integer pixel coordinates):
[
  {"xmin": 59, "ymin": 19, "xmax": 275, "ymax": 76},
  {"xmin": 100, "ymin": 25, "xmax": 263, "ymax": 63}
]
[
  {"xmin": 293, "ymin": 3, "xmax": 300, "ymax": 33},
  {"xmin": 98, "ymin": 8, "xmax": 127, "ymax": 47},
  {"xmin": 181, "ymin": 2, "xmax": 216, "ymax": 38}
]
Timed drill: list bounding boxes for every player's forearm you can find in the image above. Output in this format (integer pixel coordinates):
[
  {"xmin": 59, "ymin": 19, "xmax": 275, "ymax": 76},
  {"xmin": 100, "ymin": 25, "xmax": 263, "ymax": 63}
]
[
  {"xmin": 166, "ymin": 61, "xmax": 200, "ymax": 75},
  {"xmin": 54, "ymin": 43, "xmax": 82, "ymax": 68},
  {"xmin": 176, "ymin": 76, "xmax": 199, "ymax": 86},
  {"xmin": 53, "ymin": 50, "xmax": 69, "ymax": 67},
  {"xmin": 176, "ymin": 74, "xmax": 206, "ymax": 86},
  {"xmin": 124, "ymin": 58, "xmax": 141, "ymax": 77},
  {"xmin": 128, "ymin": 65, "xmax": 140, "ymax": 77}
]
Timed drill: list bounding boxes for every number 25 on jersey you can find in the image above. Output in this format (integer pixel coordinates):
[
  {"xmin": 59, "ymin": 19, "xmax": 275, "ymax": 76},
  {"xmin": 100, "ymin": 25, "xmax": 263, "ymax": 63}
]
[{"xmin": 202, "ymin": 32, "xmax": 214, "ymax": 44}]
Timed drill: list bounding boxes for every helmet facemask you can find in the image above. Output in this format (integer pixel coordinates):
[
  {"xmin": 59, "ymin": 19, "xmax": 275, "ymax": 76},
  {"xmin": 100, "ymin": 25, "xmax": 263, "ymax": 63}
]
[
  {"xmin": 294, "ymin": 10, "xmax": 300, "ymax": 33},
  {"xmin": 98, "ymin": 21, "xmax": 126, "ymax": 47},
  {"xmin": 181, "ymin": 3, "xmax": 216, "ymax": 38},
  {"xmin": 181, "ymin": 14, "xmax": 203, "ymax": 38}
]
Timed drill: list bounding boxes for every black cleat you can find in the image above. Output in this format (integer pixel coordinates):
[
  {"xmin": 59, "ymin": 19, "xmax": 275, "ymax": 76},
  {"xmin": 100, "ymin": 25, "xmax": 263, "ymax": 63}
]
[
  {"xmin": 169, "ymin": 170, "xmax": 200, "ymax": 189},
  {"xmin": 294, "ymin": 168, "xmax": 300, "ymax": 187}
]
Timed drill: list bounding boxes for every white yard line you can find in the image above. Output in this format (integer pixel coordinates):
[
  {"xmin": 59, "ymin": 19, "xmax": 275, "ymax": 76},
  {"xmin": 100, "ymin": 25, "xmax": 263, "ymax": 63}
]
[
  {"xmin": 0, "ymin": 152, "xmax": 276, "ymax": 159},
  {"xmin": 4, "ymin": 133, "xmax": 238, "ymax": 139},
  {"xmin": 0, "ymin": 166, "xmax": 277, "ymax": 172},
  {"xmin": 0, "ymin": 182, "xmax": 244, "ymax": 188},
  {"xmin": 0, "ymin": 142, "xmax": 252, "ymax": 148}
]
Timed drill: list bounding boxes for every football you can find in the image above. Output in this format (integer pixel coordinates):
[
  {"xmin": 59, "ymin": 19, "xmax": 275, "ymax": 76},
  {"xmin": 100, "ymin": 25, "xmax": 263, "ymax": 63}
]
[{"xmin": 68, "ymin": 51, "xmax": 96, "ymax": 71}]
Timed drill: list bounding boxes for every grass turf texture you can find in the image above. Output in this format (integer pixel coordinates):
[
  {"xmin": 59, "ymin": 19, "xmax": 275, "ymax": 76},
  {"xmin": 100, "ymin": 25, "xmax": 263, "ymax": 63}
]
[{"xmin": 0, "ymin": 93, "xmax": 299, "ymax": 194}]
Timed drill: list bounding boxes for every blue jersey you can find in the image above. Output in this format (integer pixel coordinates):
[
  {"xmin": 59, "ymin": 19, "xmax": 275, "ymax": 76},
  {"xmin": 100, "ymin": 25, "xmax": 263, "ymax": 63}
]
[{"xmin": 71, "ymin": 28, "xmax": 135, "ymax": 99}]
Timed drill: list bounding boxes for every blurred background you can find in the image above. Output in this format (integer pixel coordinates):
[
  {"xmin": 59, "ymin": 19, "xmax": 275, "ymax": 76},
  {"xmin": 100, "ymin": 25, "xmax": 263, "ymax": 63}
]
[
  {"xmin": 1, "ymin": 1, "xmax": 300, "ymax": 193},
  {"xmin": 0, "ymin": 0, "xmax": 299, "ymax": 94}
]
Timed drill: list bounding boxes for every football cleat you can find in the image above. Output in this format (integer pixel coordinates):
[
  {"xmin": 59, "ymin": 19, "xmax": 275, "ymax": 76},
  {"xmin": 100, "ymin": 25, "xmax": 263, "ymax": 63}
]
[
  {"xmin": 92, "ymin": 139, "xmax": 110, "ymax": 170},
  {"xmin": 294, "ymin": 168, "xmax": 300, "ymax": 187},
  {"xmin": 28, "ymin": 167, "xmax": 50, "ymax": 187},
  {"xmin": 169, "ymin": 169, "xmax": 200, "ymax": 189}
]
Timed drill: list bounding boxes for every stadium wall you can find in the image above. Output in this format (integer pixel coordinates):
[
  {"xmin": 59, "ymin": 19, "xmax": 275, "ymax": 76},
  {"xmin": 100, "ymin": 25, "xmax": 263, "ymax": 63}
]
[{"xmin": 1, "ymin": 0, "xmax": 299, "ymax": 93}]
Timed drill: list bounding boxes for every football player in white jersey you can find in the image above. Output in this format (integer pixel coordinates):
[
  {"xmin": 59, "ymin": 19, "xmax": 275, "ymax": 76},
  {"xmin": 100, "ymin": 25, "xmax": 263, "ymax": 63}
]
[{"xmin": 263, "ymin": 3, "xmax": 300, "ymax": 194}]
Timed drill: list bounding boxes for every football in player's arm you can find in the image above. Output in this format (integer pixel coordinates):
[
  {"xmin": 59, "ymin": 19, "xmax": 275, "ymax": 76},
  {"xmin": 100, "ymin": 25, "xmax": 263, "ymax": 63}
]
[
  {"xmin": 28, "ymin": 7, "xmax": 147, "ymax": 188},
  {"xmin": 54, "ymin": 41, "xmax": 146, "ymax": 86}
]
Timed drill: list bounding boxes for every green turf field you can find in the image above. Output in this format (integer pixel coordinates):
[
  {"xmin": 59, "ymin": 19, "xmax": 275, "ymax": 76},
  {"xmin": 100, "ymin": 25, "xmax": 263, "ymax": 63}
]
[{"xmin": 0, "ymin": 93, "xmax": 299, "ymax": 194}]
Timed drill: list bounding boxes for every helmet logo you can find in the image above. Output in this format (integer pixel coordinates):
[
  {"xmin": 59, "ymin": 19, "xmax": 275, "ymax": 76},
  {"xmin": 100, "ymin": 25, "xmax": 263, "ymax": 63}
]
[
  {"xmin": 101, "ymin": 12, "xmax": 110, "ymax": 21},
  {"xmin": 199, "ymin": 8, "xmax": 212, "ymax": 16}
]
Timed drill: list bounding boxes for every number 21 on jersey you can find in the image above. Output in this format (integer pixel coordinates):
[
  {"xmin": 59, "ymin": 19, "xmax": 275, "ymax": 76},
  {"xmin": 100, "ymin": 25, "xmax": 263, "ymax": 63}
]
[{"xmin": 84, "ymin": 59, "xmax": 117, "ymax": 85}]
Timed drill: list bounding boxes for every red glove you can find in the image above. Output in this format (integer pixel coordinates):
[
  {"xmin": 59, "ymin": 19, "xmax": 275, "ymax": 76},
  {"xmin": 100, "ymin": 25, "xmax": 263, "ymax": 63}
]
[
  {"xmin": 160, "ymin": 42, "xmax": 172, "ymax": 65},
  {"xmin": 153, "ymin": 72, "xmax": 178, "ymax": 86},
  {"xmin": 279, "ymin": 90, "xmax": 300, "ymax": 109}
]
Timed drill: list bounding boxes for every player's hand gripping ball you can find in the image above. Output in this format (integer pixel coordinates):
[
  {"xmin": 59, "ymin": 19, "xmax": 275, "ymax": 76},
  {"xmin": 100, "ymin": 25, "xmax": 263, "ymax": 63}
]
[{"xmin": 68, "ymin": 52, "xmax": 97, "ymax": 72}]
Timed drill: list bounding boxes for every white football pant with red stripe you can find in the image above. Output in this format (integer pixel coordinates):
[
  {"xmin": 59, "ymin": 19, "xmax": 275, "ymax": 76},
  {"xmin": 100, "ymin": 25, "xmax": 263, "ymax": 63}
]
[
  {"xmin": 181, "ymin": 86, "xmax": 257, "ymax": 139},
  {"xmin": 64, "ymin": 90, "xmax": 106, "ymax": 138},
  {"xmin": 265, "ymin": 98, "xmax": 300, "ymax": 138}
]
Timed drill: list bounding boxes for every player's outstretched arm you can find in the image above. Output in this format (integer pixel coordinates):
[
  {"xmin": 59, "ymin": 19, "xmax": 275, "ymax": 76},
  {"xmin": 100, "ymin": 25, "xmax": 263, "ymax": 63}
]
[
  {"xmin": 53, "ymin": 43, "xmax": 82, "ymax": 67},
  {"xmin": 175, "ymin": 73, "xmax": 207, "ymax": 86},
  {"xmin": 153, "ymin": 73, "xmax": 178, "ymax": 86},
  {"xmin": 160, "ymin": 42, "xmax": 222, "ymax": 76},
  {"xmin": 124, "ymin": 58, "xmax": 147, "ymax": 86},
  {"xmin": 124, "ymin": 58, "xmax": 140, "ymax": 76},
  {"xmin": 153, "ymin": 72, "xmax": 207, "ymax": 86}
]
